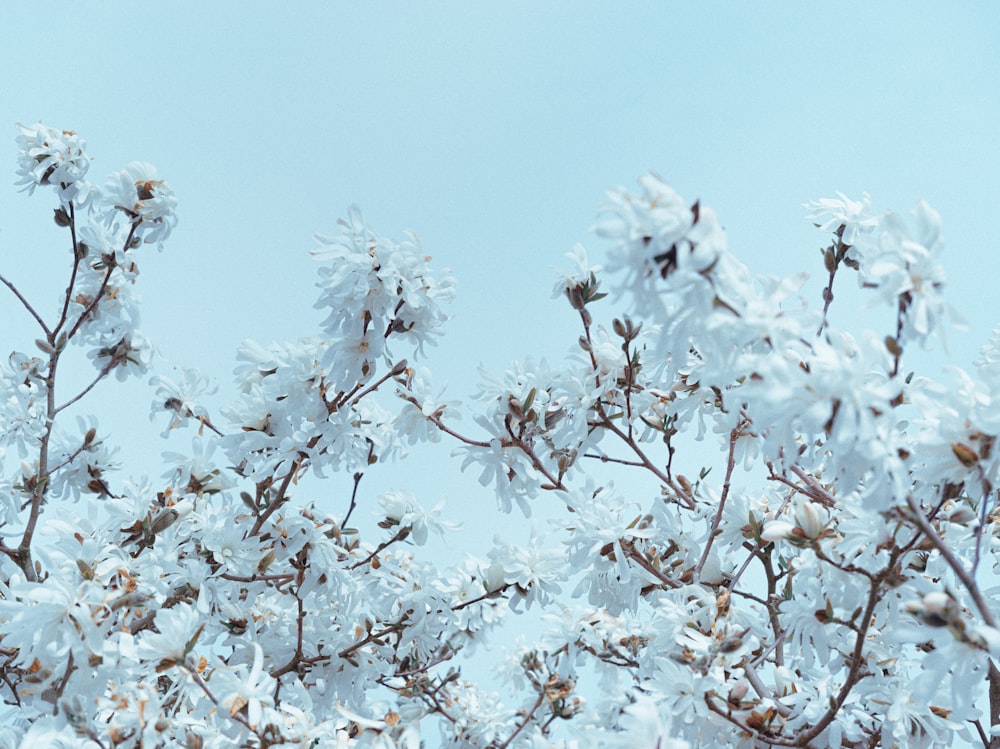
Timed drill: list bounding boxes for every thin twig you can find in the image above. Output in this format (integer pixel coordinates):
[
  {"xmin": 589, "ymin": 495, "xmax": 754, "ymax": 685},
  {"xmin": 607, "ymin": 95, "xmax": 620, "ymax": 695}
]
[
  {"xmin": 0, "ymin": 273, "xmax": 51, "ymax": 336},
  {"xmin": 54, "ymin": 363, "xmax": 113, "ymax": 415},
  {"xmin": 341, "ymin": 472, "xmax": 363, "ymax": 528},
  {"xmin": 905, "ymin": 494, "xmax": 997, "ymax": 628},
  {"xmin": 696, "ymin": 428, "xmax": 738, "ymax": 578}
]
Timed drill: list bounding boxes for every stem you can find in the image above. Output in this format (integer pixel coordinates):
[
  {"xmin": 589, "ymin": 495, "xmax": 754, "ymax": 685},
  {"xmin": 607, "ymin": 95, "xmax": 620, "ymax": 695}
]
[
  {"xmin": 64, "ymin": 222, "xmax": 138, "ymax": 343},
  {"xmin": 695, "ymin": 428, "xmax": 738, "ymax": 577},
  {"xmin": 424, "ymin": 412, "xmax": 491, "ymax": 448},
  {"xmin": 582, "ymin": 452, "xmax": 645, "ymax": 468},
  {"xmin": 796, "ymin": 575, "xmax": 885, "ymax": 745},
  {"xmin": 248, "ymin": 457, "xmax": 303, "ymax": 537},
  {"xmin": 989, "ymin": 662, "xmax": 1000, "ymax": 749},
  {"xmin": 0, "ymin": 273, "xmax": 51, "ymax": 336},
  {"xmin": 788, "ymin": 464, "xmax": 837, "ymax": 508},
  {"xmin": 349, "ymin": 527, "xmax": 410, "ymax": 570},
  {"xmin": 494, "ymin": 691, "xmax": 546, "ymax": 749},
  {"xmin": 54, "ymin": 363, "xmax": 113, "ymax": 415},
  {"xmin": 17, "ymin": 349, "xmax": 60, "ymax": 580},
  {"xmin": 905, "ymin": 494, "xmax": 996, "ymax": 628},
  {"xmin": 53, "ymin": 201, "xmax": 82, "ymax": 338},
  {"xmin": 341, "ymin": 472, "xmax": 363, "ymax": 528}
]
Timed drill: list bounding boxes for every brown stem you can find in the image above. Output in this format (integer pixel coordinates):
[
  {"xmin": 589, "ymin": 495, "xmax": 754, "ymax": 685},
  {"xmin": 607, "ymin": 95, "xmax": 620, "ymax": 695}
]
[
  {"xmin": 494, "ymin": 691, "xmax": 546, "ymax": 749},
  {"xmin": 271, "ymin": 562, "xmax": 308, "ymax": 678},
  {"xmin": 54, "ymin": 201, "xmax": 82, "ymax": 338},
  {"xmin": 0, "ymin": 273, "xmax": 51, "ymax": 336},
  {"xmin": 582, "ymin": 452, "xmax": 645, "ymax": 468},
  {"xmin": 341, "ymin": 472, "xmax": 363, "ymax": 528},
  {"xmin": 696, "ymin": 428, "xmax": 738, "ymax": 577},
  {"xmin": 989, "ymin": 662, "xmax": 1000, "ymax": 749},
  {"xmin": 338, "ymin": 620, "xmax": 407, "ymax": 660},
  {"xmin": 796, "ymin": 566, "xmax": 894, "ymax": 746},
  {"xmin": 787, "ymin": 465, "xmax": 836, "ymax": 508},
  {"xmin": 249, "ymin": 458, "xmax": 302, "ymax": 537},
  {"xmin": 905, "ymin": 493, "xmax": 997, "ymax": 628},
  {"xmin": 424, "ymin": 411, "xmax": 491, "ymax": 448},
  {"xmin": 54, "ymin": 362, "xmax": 113, "ymax": 415},
  {"xmin": 452, "ymin": 583, "xmax": 513, "ymax": 611},
  {"xmin": 349, "ymin": 527, "xmax": 410, "ymax": 570}
]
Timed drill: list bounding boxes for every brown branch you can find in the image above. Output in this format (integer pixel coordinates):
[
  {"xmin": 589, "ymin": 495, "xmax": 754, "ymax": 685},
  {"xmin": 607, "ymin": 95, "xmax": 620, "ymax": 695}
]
[
  {"xmin": 338, "ymin": 620, "xmax": 407, "ymax": 661},
  {"xmin": 349, "ymin": 527, "xmax": 410, "ymax": 570},
  {"xmin": 696, "ymin": 428, "xmax": 738, "ymax": 577},
  {"xmin": 494, "ymin": 691, "xmax": 546, "ymax": 749},
  {"xmin": 0, "ymin": 273, "xmax": 51, "ymax": 336},
  {"xmin": 452, "ymin": 583, "xmax": 513, "ymax": 611},
  {"xmin": 905, "ymin": 494, "xmax": 997, "ymax": 628},
  {"xmin": 989, "ymin": 662, "xmax": 1000, "ymax": 749},
  {"xmin": 424, "ymin": 412, "xmax": 491, "ymax": 448},
  {"xmin": 54, "ymin": 362, "xmax": 114, "ymax": 415},
  {"xmin": 582, "ymin": 452, "xmax": 646, "ymax": 468},
  {"xmin": 248, "ymin": 458, "xmax": 303, "ymax": 538},
  {"xmin": 787, "ymin": 464, "xmax": 837, "ymax": 508}
]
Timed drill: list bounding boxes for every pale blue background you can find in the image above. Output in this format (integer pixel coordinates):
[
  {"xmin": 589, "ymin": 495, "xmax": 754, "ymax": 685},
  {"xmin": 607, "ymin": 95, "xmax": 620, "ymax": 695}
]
[
  {"xmin": 0, "ymin": 1, "xmax": 998, "ymax": 546},
  {"xmin": 0, "ymin": 2, "xmax": 999, "ymax": 739}
]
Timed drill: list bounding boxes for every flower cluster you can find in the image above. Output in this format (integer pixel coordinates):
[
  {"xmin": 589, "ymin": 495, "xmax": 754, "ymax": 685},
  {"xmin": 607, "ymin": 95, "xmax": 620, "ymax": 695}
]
[
  {"xmin": 0, "ymin": 125, "xmax": 998, "ymax": 749},
  {"xmin": 312, "ymin": 206, "xmax": 455, "ymax": 390},
  {"xmin": 15, "ymin": 122, "xmax": 92, "ymax": 205}
]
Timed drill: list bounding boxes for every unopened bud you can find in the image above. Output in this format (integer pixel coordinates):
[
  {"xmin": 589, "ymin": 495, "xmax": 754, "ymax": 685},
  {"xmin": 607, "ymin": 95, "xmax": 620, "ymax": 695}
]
[
  {"xmin": 915, "ymin": 591, "xmax": 960, "ymax": 628},
  {"xmin": 774, "ymin": 665, "xmax": 796, "ymax": 696},
  {"xmin": 256, "ymin": 549, "xmax": 275, "ymax": 574},
  {"xmin": 795, "ymin": 502, "xmax": 826, "ymax": 539},
  {"xmin": 567, "ymin": 286, "xmax": 585, "ymax": 310},
  {"xmin": 760, "ymin": 520, "xmax": 795, "ymax": 542},
  {"xmin": 884, "ymin": 336, "xmax": 903, "ymax": 358},
  {"xmin": 728, "ymin": 680, "xmax": 750, "ymax": 704},
  {"xmin": 823, "ymin": 246, "xmax": 837, "ymax": 273},
  {"xmin": 951, "ymin": 443, "xmax": 979, "ymax": 468}
]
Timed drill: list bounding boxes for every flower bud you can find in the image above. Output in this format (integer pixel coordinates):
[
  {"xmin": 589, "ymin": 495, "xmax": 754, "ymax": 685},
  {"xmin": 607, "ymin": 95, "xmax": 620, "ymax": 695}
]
[
  {"xmin": 728, "ymin": 680, "xmax": 750, "ymax": 705},
  {"xmin": 794, "ymin": 502, "xmax": 826, "ymax": 539},
  {"xmin": 951, "ymin": 443, "xmax": 979, "ymax": 468},
  {"xmin": 773, "ymin": 665, "xmax": 796, "ymax": 696},
  {"xmin": 760, "ymin": 520, "xmax": 795, "ymax": 542}
]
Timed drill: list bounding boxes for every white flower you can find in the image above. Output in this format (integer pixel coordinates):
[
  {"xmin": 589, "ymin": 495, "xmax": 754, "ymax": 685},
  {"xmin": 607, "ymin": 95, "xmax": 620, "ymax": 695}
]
[
  {"xmin": 867, "ymin": 201, "xmax": 951, "ymax": 343},
  {"xmin": 553, "ymin": 242, "xmax": 603, "ymax": 298},
  {"xmin": 104, "ymin": 161, "xmax": 178, "ymax": 245},
  {"xmin": 760, "ymin": 519, "xmax": 796, "ymax": 542},
  {"xmin": 488, "ymin": 533, "xmax": 566, "ymax": 610},
  {"xmin": 86, "ymin": 330, "xmax": 154, "ymax": 381},
  {"xmin": 377, "ymin": 490, "xmax": 456, "ymax": 545},
  {"xmin": 216, "ymin": 644, "xmax": 275, "ymax": 729},
  {"xmin": 804, "ymin": 192, "xmax": 878, "ymax": 245},
  {"xmin": 15, "ymin": 122, "xmax": 93, "ymax": 204},
  {"xmin": 609, "ymin": 694, "xmax": 690, "ymax": 749},
  {"xmin": 136, "ymin": 603, "xmax": 204, "ymax": 664},
  {"xmin": 150, "ymin": 367, "xmax": 217, "ymax": 437},
  {"xmin": 312, "ymin": 207, "xmax": 454, "ymax": 388},
  {"xmin": 393, "ymin": 366, "xmax": 458, "ymax": 445}
]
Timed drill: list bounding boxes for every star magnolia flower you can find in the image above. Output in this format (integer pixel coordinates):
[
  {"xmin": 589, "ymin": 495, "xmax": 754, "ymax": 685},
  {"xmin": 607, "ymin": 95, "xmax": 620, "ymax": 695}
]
[
  {"xmin": 105, "ymin": 161, "xmax": 178, "ymax": 245},
  {"xmin": 15, "ymin": 122, "xmax": 93, "ymax": 204}
]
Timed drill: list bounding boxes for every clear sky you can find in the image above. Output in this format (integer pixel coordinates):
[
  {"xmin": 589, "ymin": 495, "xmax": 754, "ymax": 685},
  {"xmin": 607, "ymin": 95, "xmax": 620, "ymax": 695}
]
[{"xmin": 0, "ymin": 3, "xmax": 998, "ymax": 550}]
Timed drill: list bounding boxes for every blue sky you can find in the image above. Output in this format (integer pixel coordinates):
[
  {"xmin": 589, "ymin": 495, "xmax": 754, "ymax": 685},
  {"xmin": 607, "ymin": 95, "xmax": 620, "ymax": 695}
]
[{"xmin": 0, "ymin": 4, "xmax": 998, "ymax": 544}]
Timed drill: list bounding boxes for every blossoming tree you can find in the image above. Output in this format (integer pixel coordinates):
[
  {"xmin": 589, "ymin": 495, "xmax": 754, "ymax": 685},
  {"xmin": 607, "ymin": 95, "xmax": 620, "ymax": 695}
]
[{"xmin": 0, "ymin": 124, "xmax": 999, "ymax": 749}]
